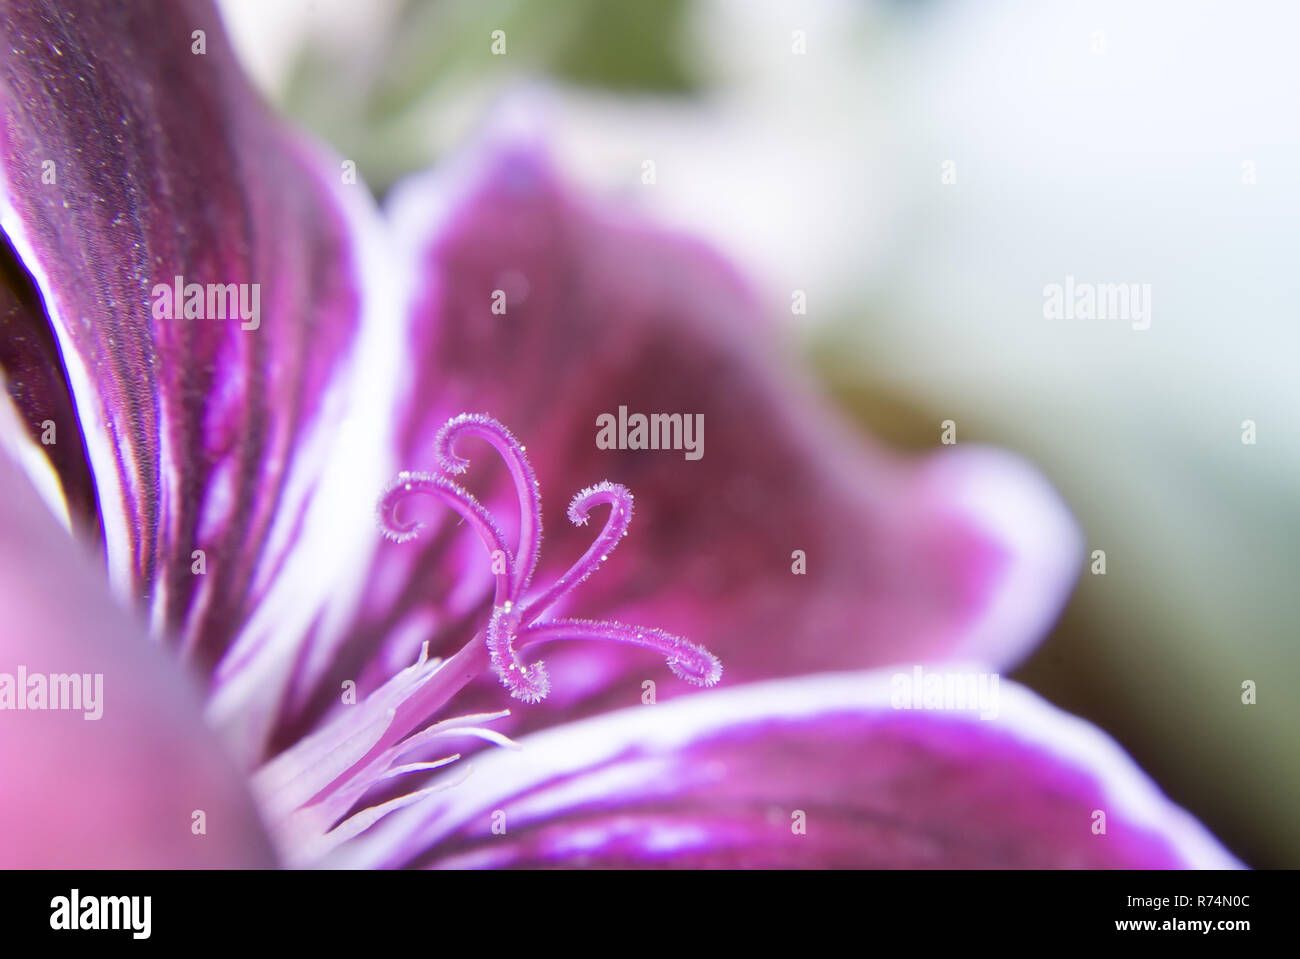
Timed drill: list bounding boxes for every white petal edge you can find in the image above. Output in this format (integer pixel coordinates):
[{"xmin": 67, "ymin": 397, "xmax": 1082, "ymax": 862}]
[
  {"xmin": 333, "ymin": 668, "xmax": 1242, "ymax": 869},
  {"xmin": 924, "ymin": 445, "xmax": 1085, "ymax": 670}
]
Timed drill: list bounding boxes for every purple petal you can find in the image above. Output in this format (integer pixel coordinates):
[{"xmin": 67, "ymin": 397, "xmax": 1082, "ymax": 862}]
[
  {"xmin": 0, "ymin": 435, "xmax": 273, "ymax": 867},
  {"xmin": 0, "ymin": 244, "xmax": 99, "ymax": 535},
  {"xmin": 306, "ymin": 136, "xmax": 1079, "ymax": 739},
  {"xmin": 338, "ymin": 670, "xmax": 1240, "ymax": 869},
  {"xmin": 0, "ymin": 1, "xmax": 396, "ymax": 708}
]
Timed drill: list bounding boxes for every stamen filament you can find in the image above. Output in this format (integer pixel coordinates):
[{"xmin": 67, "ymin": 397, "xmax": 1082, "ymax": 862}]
[
  {"xmin": 376, "ymin": 470, "xmax": 515, "ymax": 606},
  {"xmin": 436, "ymin": 414, "xmax": 541, "ymax": 599},
  {"xmin": 519, "ymin": 618, "xmax": 723, "ymax": 687},
  {"xmin": 487, "ymin": 604, "xmax": 550, "ymax": 704},
  {"xmin": 522, "ymin": 481, "xmax": 634, "ymax": 623}
]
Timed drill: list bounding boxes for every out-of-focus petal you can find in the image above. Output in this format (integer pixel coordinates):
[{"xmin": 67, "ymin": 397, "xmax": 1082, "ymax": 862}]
[
  {"xmin": 0, "ymin": 0, "xmax": 398, "ymax": 747},
  {"xmin": 298, "ymin": 136, "xmax": 1079, "ymax": 742},
  {"xmin": 337, "ymin": 670, "xmax": 1239, "ymax": 869},
  {"xmin": 0, "ymin": 428, "xmax": 274, "ymax": 867}
]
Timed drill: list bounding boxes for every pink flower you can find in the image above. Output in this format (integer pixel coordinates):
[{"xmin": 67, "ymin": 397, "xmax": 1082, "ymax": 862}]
[{"xmin": 0, "ymin": 0, "xmax": 1238, "ymax": 868}]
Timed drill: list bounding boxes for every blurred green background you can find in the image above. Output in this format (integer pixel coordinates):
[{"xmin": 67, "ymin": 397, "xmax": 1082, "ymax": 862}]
[{"xmin": 219, "ymin": 0, "xmax": 1299, "ymax": 867}]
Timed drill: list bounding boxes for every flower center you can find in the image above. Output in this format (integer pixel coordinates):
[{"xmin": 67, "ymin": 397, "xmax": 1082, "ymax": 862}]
[
  {"xmin": 377, "ymin": 413, "xmax": 722, "ymax": 702},
  {"xmin": 252, "ymin": 414, "xmax": 720, "ymax": 866}
]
